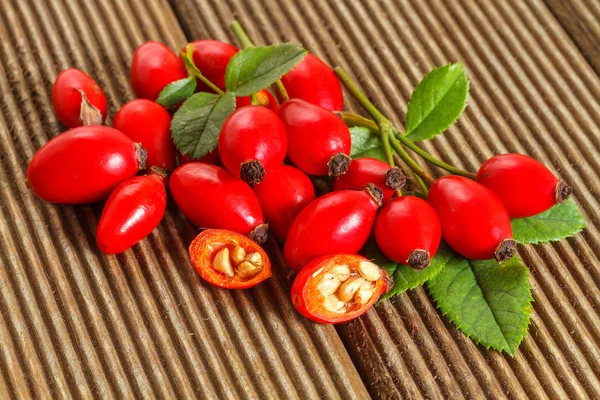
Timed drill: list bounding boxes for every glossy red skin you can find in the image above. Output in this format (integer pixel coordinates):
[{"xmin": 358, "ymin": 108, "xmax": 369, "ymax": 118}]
[
  {"xmin": 131, "ymin": 41, "xmax": 188, "ymax": 101},
  {"xmin": 374, "ymin": 196, "xmax": 442, "ymax": 265},
  {"xmin": 284, "ymin": 189, "xmax": 380, "ymax": 271},
  {"xmin": 96, "ymin": 172, "xmax": 167, "ymax": 254},
  {"xmin": 477, "ymin": 153, "xmax": 560, "ymax": 218},
  {"xmin": 170, "ymin": 163, "xmax": 265, "ymax": 235},
  {"xmin": 333, "ymin": 158, "xmax": 396, "ymax": 202},
  {"xmin": 27, "ymin": 126, "xmax": 141, "ymax": 204},
  {"xmin": 280, "ymin": 53, "xmax": 343, "ymax": 111},
  {"xmin": 113, "ymin": 99, "xmax": 176, "ymax": 170},
  {"xmin": 290, "ymin": 254, "xmax": 387, "ymax": 324},
  {"xmin": 187, "ymin": 41, "xmax": 278, "ymax": 112},
  {"xmin": 279, "ymin": 99, "xmax": 351, "ymax": 176},
  {"xmin": 219, "ymin": 106, "xmax": 287, "ymax": 179},
  {"xmin": 428, "ymin": 176, "xmax": 513, "ymax": 260},
  {"xmin": 253, "ymin": 165, "xmax": 316, "ymax": 240},
  {"xmin": 52, "ymin": 69, "xmax": 107, "ymax": 128},
  {"xmin": 178, "ymin": 149, "xmax": 220, "ymax": 165}
]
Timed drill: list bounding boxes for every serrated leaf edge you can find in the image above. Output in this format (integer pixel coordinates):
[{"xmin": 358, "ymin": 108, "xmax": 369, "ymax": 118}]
[{"xmin": 426, "ymin": 258, "xmax": 533, "ymax": 356}]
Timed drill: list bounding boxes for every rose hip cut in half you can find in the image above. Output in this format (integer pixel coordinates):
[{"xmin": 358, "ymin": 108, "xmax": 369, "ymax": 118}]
[
  {"xmin": 189, "ymin": 229, "xmax": 272, "ymax": 289},
  {"xmin": 291, "ymin": 254, "xmax": 391, "ymax": 324}
]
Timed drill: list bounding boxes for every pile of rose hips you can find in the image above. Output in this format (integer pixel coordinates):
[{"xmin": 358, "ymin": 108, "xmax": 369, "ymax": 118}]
[{"xmin": 27, "ymin": 36, "xmax": 571, "ymax": 325}]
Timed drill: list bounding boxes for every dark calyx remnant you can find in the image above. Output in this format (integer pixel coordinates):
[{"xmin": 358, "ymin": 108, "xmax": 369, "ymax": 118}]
[
  {"xmin": 240, "ymin": 160, "xmax": 266, "ymax": 186},
  {"xmin": 495, "ymin": 238, "xmax": 517, "ymax": 263},
  {"xmin": 407, "ymin": 249, "xmax": 430, "ymax": 270},
  {"xmin": 364, "ymin": 183, "xmax": 384, "ymax": 207},
  {"xmin": 327, "ymin": 153, "xmax": 351, "ymax": 177},
  {"xmin": 385, "ymin": 167, "xmax": 406, "ymax": 190},
  {"xmin": 249, "ymin": 223, "xmax": 269, "ymax": 244},
  {"xmin": 135, "ymin": 143, "xmax": 148, "ymax": 170},
  {"xmin": 555, "ymin": 180, "xmax": 572, "ymax": 204}
]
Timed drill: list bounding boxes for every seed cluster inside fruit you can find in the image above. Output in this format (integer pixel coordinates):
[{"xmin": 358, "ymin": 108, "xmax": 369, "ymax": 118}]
[
  {"xmin": 212, "ymin": 242, "xmax": 264, "ymax": 279},
  {"xmin": 313, "ymin": 261, "xmax": 381, "ymax": 314}
]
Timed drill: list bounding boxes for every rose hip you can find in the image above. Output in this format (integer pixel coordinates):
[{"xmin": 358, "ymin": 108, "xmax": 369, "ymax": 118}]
[
  {"xmin": 189, "ymin": 229, "xmax": 272, "ymax": 289},
  {"xmin": 279, "ymin": 99, "xmax": 351, "ymax": 177},
  {"xmin": 280, "ymin": 53, "xmax": 343, "ymax": 111},
  {"xmin": 186, "ymin": 40, "xmax": 278, "ymax": 112},
  {"xmin": 27, "ymin": 126, "xmax": 145, "ymax": 204},
  {"xmin": 476, "ymin": 153, "xmax": 571, "ymax": 218},
  {"xmin": 290, "ymin": 254, "xmax": 390, "ymax": 324},
  {"xmin": 333, "ymin": 157, "xmax": 405, "ymax": 202},
  {"xmin": 169, "ymin": 163, "xmax": 268, "ymax": 243},
  {"xmin": 52, "ymin": 68, "xmax": 107, "ymax": 128},
  {"xmin": 113, "ymin": 99, "xmax": 176, "ymax": 170},
  {"xmin": 253, "ymin": 165, "xmax": 316, "ymax": 240},
  {"xmin": 374, "ymin": 196, "xmax": 442, "ymax": 269},
  {"xmin": 219, "ymin": 106, "xmax": 287, "ymax": 185},
  {"xmin": 284, "ymin": 185, "xmax": 383, "ymax": 272},
  {"xmin": 428, "ymin": 176, "xmax": 517, "ymax": 262},
  {"xmin": 131, "ymin": 41, "xmax": 188, "ymax": 101},
  {"xmin": 96, "ymin": 168, "xmax": 167, "ymax": 254}
]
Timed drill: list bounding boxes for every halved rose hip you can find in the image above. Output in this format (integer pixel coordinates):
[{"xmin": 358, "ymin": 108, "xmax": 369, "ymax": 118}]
[
  {"xmin": 291, "ymin": 254, "xmax": 390, "ymax": 324},
  {"xmin": 189, "ymin": 229, "xmax": 272, "ymax": 289}
]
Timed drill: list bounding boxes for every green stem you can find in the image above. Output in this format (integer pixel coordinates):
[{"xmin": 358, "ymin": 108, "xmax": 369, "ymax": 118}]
[
  {"xmin": 250, "ymin": 93, "xmax": 259, "ymax": 105},
  {"xmin": 339, "ymin": 110, "xmax": 475, "ymax": 179},
  {"xmin": 198, "ymin": 74, "xmax": 224, "ymax": 95},
  {"xmin": 335, "ymin": 66, "xmax": 434, "ymax": 187},
  {"xmin": 231, "ymin": 20, "xmax": 289, "ymax": 102}
]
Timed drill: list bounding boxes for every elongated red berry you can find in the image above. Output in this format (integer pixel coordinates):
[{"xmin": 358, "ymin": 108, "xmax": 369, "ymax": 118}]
[
  {"xmin": 333, "ymin": 158, "xmax": 405, "ymax": 202},
  {"xmin": 186, "ymin": 40, "xmax": 278, "ymax": 112},
  {"xmin": 428, "ymin": 176, "xmax": 516, "ymax": 262},
  {"xmin": 374, "ymin": 196, "xmax": 441, "ymax": 269},
  {"xmin": 279, "ymin": 99, "xmax": 351, "ymax": 177},
  {"xmin": 476, "ymin": 153, "xmax": 571, "ymax": 218},
  {"xmin": 52, "ymin": 68, "xmax": 107, "ymax": 128},
  {"xmin": 284, "ymin": 185, "xmax": 383, "ymax": 272},
  {"xmin": 219, "ymin": 106, "xmax": 287, "ymax": 185},
  {"xmin": 170, "ymin": 163, "xmax": 268, "ymax": 243},
  {"xmin": 131, "ymin": 41, "xmax": 188, "ymax": 101},
  {"xmin": 253, "ymin": 165, "xmax": 316, "ymax": 240},
  {"xmin": 96, "ymin": 168, "xmax": 167, "ymax": 254},
  {"xmin": 27, "ymin": 126, "xmax": 145, "ymax": 204},
  {"xmin": 280, "ymin": 53, "xmax": 343, "ymax": 111},
  {"xmin": 114, "ymin": 99, "xmax": 176, "ymax": 170}
]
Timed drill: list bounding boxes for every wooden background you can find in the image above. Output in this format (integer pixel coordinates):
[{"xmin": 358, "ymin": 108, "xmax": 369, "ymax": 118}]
[{"xmin": 0, "ymin": 0, "xmax": 599, "ymax": 398}]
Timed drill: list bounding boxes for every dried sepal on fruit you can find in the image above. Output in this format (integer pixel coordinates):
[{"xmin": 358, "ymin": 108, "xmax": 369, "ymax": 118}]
[
  {"xmin": 189, "ymin": 229, "xmax": 271, "ymax": 289},
  {"xmin": 290, "ymin": 254, "xmax": 391, "ymax": 324},
  {"xmin": 52, "ymin": 68, "xmax": 107, "ymax": 128}
]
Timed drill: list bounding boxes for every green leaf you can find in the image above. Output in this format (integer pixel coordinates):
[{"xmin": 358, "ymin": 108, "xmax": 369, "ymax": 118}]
[
  {"xmin": 405, "ymin": 63, "xmax": 469, "ymax": 141},
  {"xmin": 511, "ymin": 198, "xmax": 586, "ymax": 244},
  {"xmin": 427, "ymin": 255, "xmax": 532, "ymax": 356},
  {"xmin": 349, "ymin": 126, "xmax": 387, "ymax": 161},
  {"xmin": 384, "ymin": 244, "xmax": 453, "ymax": 298},
  {"xmin": 171, "ymin": 92, "xmax": 236, "ymax": 159},
  {"xmin": 156, "ymin": 77, "xmax": 197, "ymax": 107},
  {"xmin": 225, "ymin": 43, "xmax": 306, "ymax": 96}
]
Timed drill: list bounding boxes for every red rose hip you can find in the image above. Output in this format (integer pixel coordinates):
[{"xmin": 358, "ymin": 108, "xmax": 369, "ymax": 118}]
[
  {"xmin": 284, "ymin": 185, "xmax": 383, "ymax": 272},
  {"xmin": 280, "ymin": 53, "xmax": 343, "ymax": 111},
  {"xmin": 131, "ymin": 41, "xmax": 188, "ymax": 101},
  {"xmin": 333, "ymin": 157, "xmax": 405, "ymax": 202},
  {"xmin": 219, "ymin": 106, "xmax": 287, "ymax": 185},
  {"xmin": 52, "ymin": 68, "xmax": 107, "ymax": 128},
  {"xmin": 279, "ymin": 99, "xmax": 351, "ymax": 177},
  {"xmin": 428, "ymin": 176, "xmax": 516, "ymax": 262},
  {"xmin": 290, "ymin": 254, "xmax": 390, "ymax": 324},
  {"xmin": 170, "ymin": 163, "xmax": 268, "ymax": 243},
  {"xmin": 374, "ymin": 196, "xmax": 441, "ymax": 269},
  {"xmin": 96, "ymin": 168, "xmax": 167, "ymax": 254},
  {"xmin": 113, "ymin": 99, "xmax": 176, "ymax": 170},
  {"xmin": 253, "ymin": 165, "xmax": 316, "ymax": 240},
  {"xmin": 27, "ymin": 126, "xmax": 145, "ymax": 204},
  {"xmin": 476, "ymin": 153, "xmax": 571, "ymax": 218}
]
